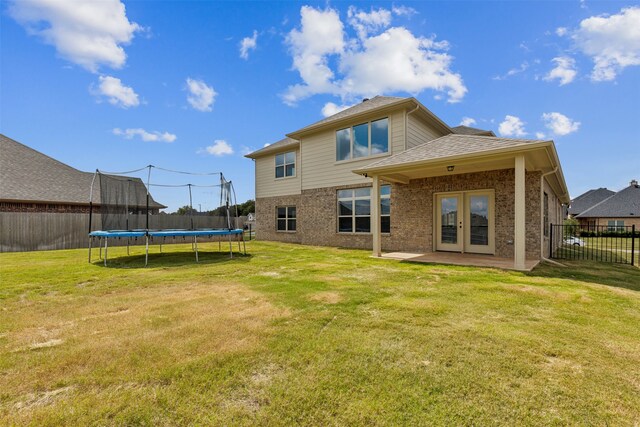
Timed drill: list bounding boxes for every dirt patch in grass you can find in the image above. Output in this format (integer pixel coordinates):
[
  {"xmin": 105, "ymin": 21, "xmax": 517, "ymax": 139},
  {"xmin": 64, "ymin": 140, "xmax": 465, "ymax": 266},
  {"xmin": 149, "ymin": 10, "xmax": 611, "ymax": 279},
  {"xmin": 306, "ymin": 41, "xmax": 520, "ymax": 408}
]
[
  {"xmin": 309, "ymin": 291, "xmax": 343, "ymax": 304},
  {"xmin": 1, "ymin": 281, "xmax": 289, "ymax": 422}
]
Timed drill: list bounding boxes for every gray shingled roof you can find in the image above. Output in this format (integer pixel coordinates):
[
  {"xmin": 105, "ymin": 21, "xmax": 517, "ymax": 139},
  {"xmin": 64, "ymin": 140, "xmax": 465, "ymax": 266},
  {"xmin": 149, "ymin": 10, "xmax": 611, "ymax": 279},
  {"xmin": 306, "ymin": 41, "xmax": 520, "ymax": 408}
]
[
  {"xmin": 355, "ymin": 134, "xmax": 546, "ymax": 171},
  {"xmin": 576, "ymin": 183, "xmax": 640, "ymax": 218},
  {"xmin": 568, "ymin": 188, "xmax": 615, "ymax": 215},
  {"xmin": 244, "ymin": 137, "xmax": 299, "ymax": 159},
  {"xmin": 0, "ymin": 134, "xmax": 165, "ymax": 208},
  {"xmin": 451, "ymin": 125, "xmax": 496, "ymax": 137}
]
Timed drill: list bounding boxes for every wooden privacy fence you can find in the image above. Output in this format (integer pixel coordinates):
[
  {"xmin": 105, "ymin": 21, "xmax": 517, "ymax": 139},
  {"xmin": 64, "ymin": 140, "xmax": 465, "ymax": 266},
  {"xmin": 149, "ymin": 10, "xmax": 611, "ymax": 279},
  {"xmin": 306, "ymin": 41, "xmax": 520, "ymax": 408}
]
[{"xmin": 0, "ymin": 212, "xmax": 247, "ymax": 252}]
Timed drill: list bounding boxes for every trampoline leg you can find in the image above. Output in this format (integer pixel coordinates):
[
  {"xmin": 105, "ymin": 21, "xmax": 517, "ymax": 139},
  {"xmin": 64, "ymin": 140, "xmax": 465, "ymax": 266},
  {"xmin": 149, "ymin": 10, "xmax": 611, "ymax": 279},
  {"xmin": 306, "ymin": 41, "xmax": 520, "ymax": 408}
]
[
  {"xmin": 228, "ymin": 234, "xmax": 233, "ymax": 258},
  {"xmin": 195, "ymin": 236, "xmax": 199, "ymax": 263},
  {"xmin": 218, "ymin": 237, "xmax": 221, "ymax": 252},
  {"xmin": 99, "ymin": 237, "xmax": 102, "ymax": 260},
  {"xmin": 104, "ymin": 238, "xmax": 108, "ymax": 267},
  {"xmin": 88, "ymin": 236, "xmax": 92, "ymax": 263},
  {"xmin": 242, "ymin": 234, "xmax": 246, "ymax": 256},
  {"xmin": 127, "ymin": 238, "xmax": 130, "ymax": 256},
  {"xmin": 145, "ymin": 235, "xmax": 149, "ymax": 267}
]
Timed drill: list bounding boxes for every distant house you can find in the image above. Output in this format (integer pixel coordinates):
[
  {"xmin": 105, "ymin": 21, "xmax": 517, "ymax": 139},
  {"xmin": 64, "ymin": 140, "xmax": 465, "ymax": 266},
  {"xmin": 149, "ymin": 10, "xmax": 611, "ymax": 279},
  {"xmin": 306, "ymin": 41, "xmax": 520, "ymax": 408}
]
[
  {"xmin": 567, "ymin": 188, "xmax": 615, "ymax": 219},
  {"xmin": 0, "ymin": 134, "xmax": 165, "ymax": 214},
  {"xmin": 575, "ymin": 180, "xmax": 640, "ymax": 230},
  {"xmin": 246, "ymin": 96, "xmax": 569, "ymax": 270}
]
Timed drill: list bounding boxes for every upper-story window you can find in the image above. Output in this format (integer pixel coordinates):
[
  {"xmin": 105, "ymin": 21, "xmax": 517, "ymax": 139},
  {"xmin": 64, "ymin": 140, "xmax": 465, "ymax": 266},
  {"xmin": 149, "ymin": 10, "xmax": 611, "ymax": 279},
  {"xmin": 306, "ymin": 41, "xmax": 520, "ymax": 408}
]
[
  {"xmin": 275, "ymin": 151, "xmax": 296, "ymax": 179},
  {"xmin": 336, "ymin": 117, "xmax": 389, "ymax": 161}
]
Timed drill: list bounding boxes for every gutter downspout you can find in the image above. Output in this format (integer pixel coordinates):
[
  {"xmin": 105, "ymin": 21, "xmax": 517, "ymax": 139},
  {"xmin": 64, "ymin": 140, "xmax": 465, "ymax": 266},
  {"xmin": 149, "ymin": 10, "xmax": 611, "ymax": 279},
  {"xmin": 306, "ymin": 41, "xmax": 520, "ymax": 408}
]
[
  {"xmin": 541, "ymin": 167, "xmax": 558, "ymax": 261},
  {"xmin": 405, "ymin": 103, "xmax": 420, "ymax": 151}
]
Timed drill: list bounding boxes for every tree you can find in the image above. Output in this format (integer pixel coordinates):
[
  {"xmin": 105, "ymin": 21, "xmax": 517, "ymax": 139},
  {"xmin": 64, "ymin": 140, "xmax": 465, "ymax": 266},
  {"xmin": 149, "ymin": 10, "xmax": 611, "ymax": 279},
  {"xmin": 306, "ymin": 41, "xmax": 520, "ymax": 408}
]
[{"xmin": 175, "ymin": 205, "xmax": 197, "ymax": 216}]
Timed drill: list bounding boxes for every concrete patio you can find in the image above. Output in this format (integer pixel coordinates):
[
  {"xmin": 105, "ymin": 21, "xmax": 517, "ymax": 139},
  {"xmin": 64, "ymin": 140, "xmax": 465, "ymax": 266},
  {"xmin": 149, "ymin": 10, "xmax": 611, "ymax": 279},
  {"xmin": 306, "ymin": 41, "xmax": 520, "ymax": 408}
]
[{"xmin": 381, "ymin": 251, "xmax": 540, "ymax": 271}]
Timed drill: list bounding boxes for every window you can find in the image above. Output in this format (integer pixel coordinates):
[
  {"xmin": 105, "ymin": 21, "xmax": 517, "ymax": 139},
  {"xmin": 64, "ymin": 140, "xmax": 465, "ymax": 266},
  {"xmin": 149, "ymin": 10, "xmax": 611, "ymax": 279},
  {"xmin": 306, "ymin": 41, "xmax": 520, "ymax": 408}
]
[
  {"xmin": 543, "ymin": 192, "xmax": 549, "ymax": 237},
  {"xmin": 336, "ymin": 118, "xmax": 389, "ymax": 161},
  {"xmin": 275, "ymin": 152, "xmax": 295, "ymax": 178},
  {"xmin": 608, "ymin": 220, "xmax": 624, "ymax": 232},
  {"xmin": 337, "ymin": 185, "xmax": 391, "ymax": 233},
  {"xmin": 276, "ymin": 206, "xmax": 296, "ymax": 231}
]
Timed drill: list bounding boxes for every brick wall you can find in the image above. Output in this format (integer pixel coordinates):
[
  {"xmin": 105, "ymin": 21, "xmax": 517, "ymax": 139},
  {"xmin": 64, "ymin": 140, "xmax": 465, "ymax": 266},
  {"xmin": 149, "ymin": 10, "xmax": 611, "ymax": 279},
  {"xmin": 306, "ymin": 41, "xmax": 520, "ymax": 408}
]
[
  {"xmin": 256, "ymin": 168, "xmax": 543, "ymax": 259},
  {"xmin": 0, "ymin": 202, "xmax": 92, "ymax": 213}
]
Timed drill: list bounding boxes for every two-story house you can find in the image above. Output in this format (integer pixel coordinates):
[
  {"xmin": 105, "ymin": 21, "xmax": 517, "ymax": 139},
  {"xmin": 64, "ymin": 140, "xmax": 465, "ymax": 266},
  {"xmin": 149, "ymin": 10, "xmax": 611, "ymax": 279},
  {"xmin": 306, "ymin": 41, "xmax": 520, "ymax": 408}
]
[{"xmin": 245, "ymin": 96, "xmax": 569, "ymax": 270}]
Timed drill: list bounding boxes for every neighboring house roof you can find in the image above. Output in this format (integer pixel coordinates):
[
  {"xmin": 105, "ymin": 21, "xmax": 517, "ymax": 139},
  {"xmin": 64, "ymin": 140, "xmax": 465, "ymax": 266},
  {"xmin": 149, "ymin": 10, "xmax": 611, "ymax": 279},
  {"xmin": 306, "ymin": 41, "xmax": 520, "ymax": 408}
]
[
  {"xmin": 568, "ymin": 188, "xmax": 615, "ymax": 216},
  {"xmin": 451, "ymin": 125, "xmax": 496, "ymax": 137},
  {"xmin": 0, "ymin": 134, "xmax": 165, "ymax": 208},
  {"xmin": 286, "ymin": 95, "xmax": 453, "ymax": 140},
  {"xmin": 353, "ymin": 134, "xmax": 546, "ymax": 171},
  {"xmin": 244, "ymin": 137, "xmax": 299, "ymax": 159},
  {"xmin": 576, "ymin": 182, "xmax": 640, "ymax": 218}
]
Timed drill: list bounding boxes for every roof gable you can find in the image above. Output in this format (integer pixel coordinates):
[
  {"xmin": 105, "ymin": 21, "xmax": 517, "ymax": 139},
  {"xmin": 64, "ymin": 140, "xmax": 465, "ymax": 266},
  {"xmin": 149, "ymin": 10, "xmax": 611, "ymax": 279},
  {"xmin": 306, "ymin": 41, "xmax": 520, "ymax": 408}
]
[
  {"xmin": 568, "ymin": 188, "xmax": 615, "ymax": 215},
  {"xmin": 451, "ymin": 125, "xmax": 496, "ymax": 137},
  {"xmin": 576, "ymin": 183, "xmax": 640, "ymax": 218},
  {"xmin": 244, "ymin": 137, "xmax": 299, "ymax": 159}
]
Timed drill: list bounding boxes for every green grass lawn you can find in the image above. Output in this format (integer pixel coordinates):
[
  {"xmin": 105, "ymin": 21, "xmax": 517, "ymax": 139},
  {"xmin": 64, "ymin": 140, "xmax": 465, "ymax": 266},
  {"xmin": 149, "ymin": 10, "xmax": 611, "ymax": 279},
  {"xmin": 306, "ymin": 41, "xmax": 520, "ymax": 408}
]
[{"xmin": 1, "ymin": 241, "xmax": 639, "ymax": 425}]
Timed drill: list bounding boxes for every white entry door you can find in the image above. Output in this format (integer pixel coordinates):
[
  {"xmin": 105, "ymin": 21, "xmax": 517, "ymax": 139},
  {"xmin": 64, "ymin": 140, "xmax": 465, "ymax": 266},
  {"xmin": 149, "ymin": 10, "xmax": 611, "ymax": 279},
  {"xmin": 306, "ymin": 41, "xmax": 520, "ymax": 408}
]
[{"xmin": 436, "ymin": 191, "xmax": 494, "ymax": 254}]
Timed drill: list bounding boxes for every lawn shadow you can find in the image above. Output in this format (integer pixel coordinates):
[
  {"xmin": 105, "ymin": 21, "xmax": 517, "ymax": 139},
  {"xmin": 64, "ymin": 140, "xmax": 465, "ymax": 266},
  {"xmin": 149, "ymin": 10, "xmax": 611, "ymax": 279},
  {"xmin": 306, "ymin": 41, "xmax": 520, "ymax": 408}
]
[
  {"xmin": 529, "ymin": 260, "xmax": 640, "ymax": 292},
  {"xmin": 91, "ymin": 250, "xmax": 252, "ymax": 269}
]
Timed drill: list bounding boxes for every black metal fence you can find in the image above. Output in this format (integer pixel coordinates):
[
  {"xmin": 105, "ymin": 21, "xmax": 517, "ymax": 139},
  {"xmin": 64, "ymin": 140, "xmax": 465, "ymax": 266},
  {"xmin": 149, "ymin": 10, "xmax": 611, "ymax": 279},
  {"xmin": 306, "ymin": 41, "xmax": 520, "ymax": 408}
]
[{"xmin": 549, "ymin": 224, "xmax": 638, "ymax": 266}]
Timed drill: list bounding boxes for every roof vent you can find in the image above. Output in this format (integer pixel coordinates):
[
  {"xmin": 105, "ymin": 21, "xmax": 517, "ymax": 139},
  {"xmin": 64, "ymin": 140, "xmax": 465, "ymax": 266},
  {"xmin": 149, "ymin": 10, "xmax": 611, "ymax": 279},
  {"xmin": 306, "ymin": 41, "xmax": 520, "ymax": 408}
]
[
  {"xmin": 631, "ymin": 179, "xmax": 638, "ymax": 187},
  {"xmin": 362, "ymin": 98, "xmax": 369, "ymax": 103}
]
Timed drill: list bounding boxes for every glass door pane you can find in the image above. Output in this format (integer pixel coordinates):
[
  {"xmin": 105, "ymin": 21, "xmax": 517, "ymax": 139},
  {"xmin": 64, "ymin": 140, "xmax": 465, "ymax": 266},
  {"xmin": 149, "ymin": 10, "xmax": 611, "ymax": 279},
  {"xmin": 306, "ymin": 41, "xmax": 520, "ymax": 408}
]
[
  {"xmin": 441, "ymin": 197, "xmax": 458, "ymax": 244},
  {"xmin": 469, "ymin": 195, "xmax": 489, "ymax": 245}
]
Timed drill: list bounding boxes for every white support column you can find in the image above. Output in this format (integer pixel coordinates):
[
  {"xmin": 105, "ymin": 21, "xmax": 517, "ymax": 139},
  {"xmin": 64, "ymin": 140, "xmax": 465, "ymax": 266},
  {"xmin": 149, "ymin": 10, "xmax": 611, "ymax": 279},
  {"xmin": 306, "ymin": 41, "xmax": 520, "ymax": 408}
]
[
  {"xmin": 372, "ymin": 175, "xmax": 381, "ymax": 257},
  {"xmin": 514, "ymin": 155, "xmax": 526, "ymax": 270}
]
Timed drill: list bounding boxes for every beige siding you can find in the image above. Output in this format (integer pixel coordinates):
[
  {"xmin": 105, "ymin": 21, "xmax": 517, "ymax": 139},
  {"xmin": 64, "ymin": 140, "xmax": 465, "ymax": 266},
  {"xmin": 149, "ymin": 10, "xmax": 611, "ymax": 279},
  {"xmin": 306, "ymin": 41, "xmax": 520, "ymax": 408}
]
[
  {"xmin": 255, "ymin": 150, "xmax": 301, "ymax": 197},
  {"xmin": 300, "ymin": 110, "xmax": 405, "ymax": 190},
  {"xmin": 406, "ymin": 113, "xmax": 443, "ymax": 149}
]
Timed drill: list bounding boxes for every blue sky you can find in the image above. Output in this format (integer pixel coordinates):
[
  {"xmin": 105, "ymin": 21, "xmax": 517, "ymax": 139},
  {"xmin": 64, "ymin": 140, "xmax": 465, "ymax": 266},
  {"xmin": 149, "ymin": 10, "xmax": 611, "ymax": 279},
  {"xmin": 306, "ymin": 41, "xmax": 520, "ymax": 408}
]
[{"xmin": 1, "ymin": 0, "xmax": 639, "ymax": 211}]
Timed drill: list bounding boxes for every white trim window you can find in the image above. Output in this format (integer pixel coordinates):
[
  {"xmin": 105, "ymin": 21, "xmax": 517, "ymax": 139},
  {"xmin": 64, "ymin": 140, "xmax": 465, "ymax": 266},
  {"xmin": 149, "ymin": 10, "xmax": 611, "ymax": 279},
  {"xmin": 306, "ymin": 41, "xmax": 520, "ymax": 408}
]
[
  {"xmin": 276, "ymin": 206, "xmax": 296, "ymax": 232},
  {"xmin": 337, "ymin": 185, "xmax": 390, "ymax": 233},
  {"xmin": 336, "ymin": 117, "xmax": 389, "ymax": 161},
  {"xmin": 275, "ymin": 152, "xmax": 295, "ymax": 179},
  {"xmin": 607, "ymin": 220, "xmax": 624, "ymax": 231}
]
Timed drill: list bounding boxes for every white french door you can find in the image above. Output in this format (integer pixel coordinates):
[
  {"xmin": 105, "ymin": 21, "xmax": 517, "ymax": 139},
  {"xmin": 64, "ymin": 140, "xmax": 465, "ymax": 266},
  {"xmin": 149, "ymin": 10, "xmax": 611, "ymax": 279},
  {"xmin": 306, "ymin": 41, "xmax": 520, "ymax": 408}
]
[{"xmin": 435, "ymin": 190, "xmax": 494, "ymax": 254}]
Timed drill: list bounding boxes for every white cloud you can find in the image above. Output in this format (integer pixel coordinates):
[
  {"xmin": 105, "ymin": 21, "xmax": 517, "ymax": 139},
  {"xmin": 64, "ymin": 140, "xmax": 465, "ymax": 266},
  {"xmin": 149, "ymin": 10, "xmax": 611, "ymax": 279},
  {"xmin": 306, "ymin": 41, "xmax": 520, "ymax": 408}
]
[
  {"xmin": 283, "ymin": 5, "xmax": 466, "ymax": 105},
  {"xmin": 239, "ymin": 30, "xmax": 258, "ymax": 60},
  {"xmin": 113, "ymin": 128, "xmax": 176, "ymax": 143},
  {"xmin": 186, "ymin": 78, "xmax": 216, "ymax": 112},
  {"xmin": 94, "ymin": 75, "xmax": 139, "ymax": 108},
  {"xmin": 8, "ymin": 0, "xmax": 140, "ymax": 72},
  {"xmin": 283, "ymin": 6, "xmax": 345, "ymax": 105},
  {"xmin": 392, "ymin": 5, "xmax": 417, "ymax": 17},
  {"xmin": 544, "ymin": 56, "xmax": 577, "ymax": 85},
  {"xmin": 347, "ymin": 6, "xmax": 392, "ymax": 39},
  {"xmin": 555, "ymin": 27, "xmax": 568, "ymax": 37},
  {"xmin": 493, "ymin": 62, "xmax": 529, "ymax": 80},
  {"xmin": 498, "ymin": 115, "xmax": 527, "ymax": 137},
  {"xmin": 321, "ymin": 101, "xmax": 355, "ymax": 117},
  {"xmin": 573, "ymin": 6, "xmax": 640, "ymax": 81},
  {"xmin": 535, "ymin": 132, "xmax": 546, "ymax": 139},
  {"xmin": 459, "ymin": 117, "xmax": 476, "ymax": 127},
  {"xmin": 542, "ymin": 112, "xmax": 581, "ymax": 136},
  {"xmin": 203, "ymin": 140, "xmax": 233, "ymax": 156}
]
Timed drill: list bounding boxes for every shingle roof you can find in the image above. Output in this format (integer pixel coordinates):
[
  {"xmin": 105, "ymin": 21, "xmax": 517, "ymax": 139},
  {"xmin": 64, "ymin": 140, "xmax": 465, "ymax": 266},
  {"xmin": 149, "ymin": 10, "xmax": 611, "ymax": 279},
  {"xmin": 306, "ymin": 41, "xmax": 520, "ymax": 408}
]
[
  {"xmin": 451, "ymin": 125, "xmax": 496, "ymax": 137},
  {"xmin": 0, "ymin": 134, "xmax": 165, "ymax": 208},
  {"xmin": 576, "ymin": 183, "xmax": 640, "ymax": 218},
  {"xmin": 568, "ymin": 188, "xmax": 615, "ymax": 215},
  {"xmin": 355, "ymin": 133, "xmax": 546, "ymax": 171},
  {"xmin": 244, "ymin": 137, "xmax": 299, "ymax": 159}
]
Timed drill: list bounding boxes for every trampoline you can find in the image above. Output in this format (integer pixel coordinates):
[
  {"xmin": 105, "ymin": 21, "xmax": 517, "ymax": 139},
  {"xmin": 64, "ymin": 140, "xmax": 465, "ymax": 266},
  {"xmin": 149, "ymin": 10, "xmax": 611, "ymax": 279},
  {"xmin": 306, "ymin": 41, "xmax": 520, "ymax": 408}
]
[{"xmin": 87, "ymin": 165, "xmax": 246, "ymax": 266}]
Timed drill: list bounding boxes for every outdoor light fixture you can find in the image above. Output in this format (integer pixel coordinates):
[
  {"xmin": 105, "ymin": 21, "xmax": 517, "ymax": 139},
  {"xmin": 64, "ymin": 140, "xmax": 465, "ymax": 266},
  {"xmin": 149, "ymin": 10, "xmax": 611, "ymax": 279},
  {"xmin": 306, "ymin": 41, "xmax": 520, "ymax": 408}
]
[{"xmin": 447, "ymin": 165, "xmax": 455, "ymax": 172}]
